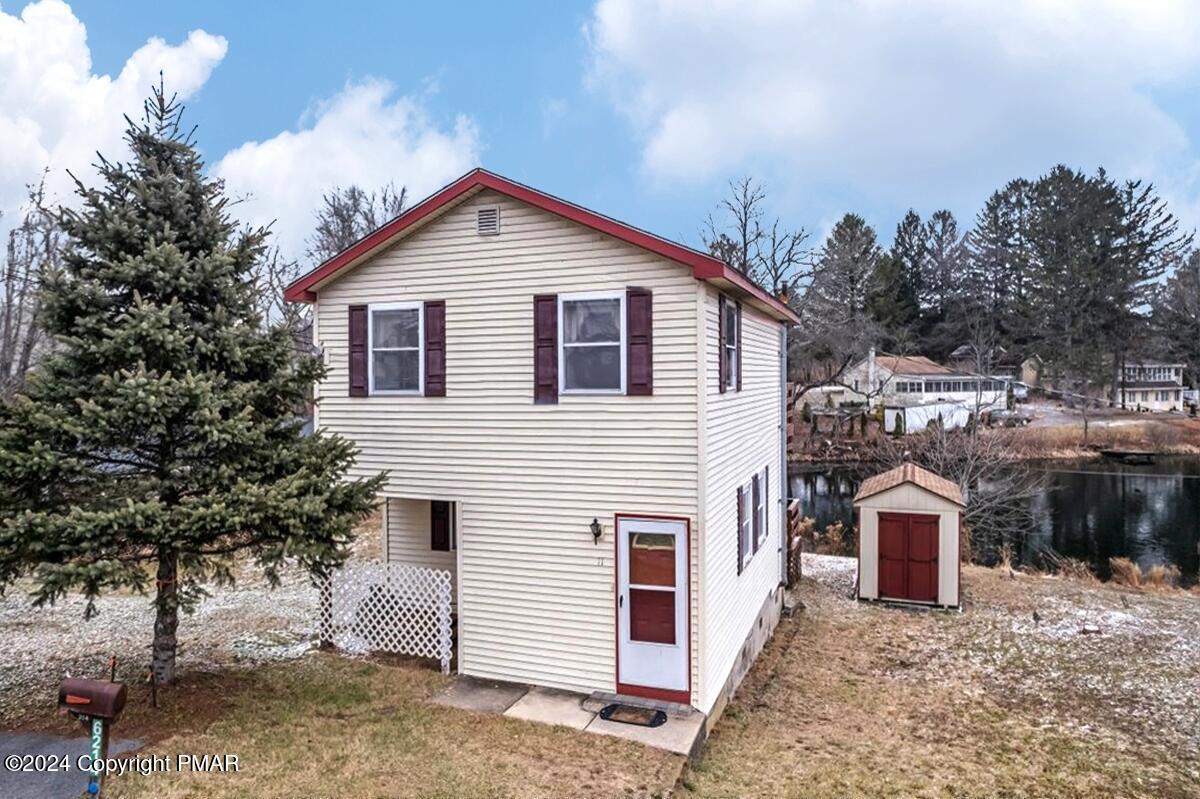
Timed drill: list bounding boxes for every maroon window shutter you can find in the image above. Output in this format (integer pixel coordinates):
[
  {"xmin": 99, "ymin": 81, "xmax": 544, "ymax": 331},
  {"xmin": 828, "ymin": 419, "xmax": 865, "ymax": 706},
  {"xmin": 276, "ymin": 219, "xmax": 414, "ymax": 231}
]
[
  {"xmin": 735, "ymin": 301, "xmax": 743, "ymax": 392},
  {"xmin": 752, "ymin": 473, "xmax": 761, "ymax": 554},
  {"xmin": 736, "ymin": 485, "xmax": 745, "ymax": 574},
  {"xmin": 533, "ymin": 294, "xmax": 558, "ymax": 404},
  {"xmin": 717, "ymin": 295, "xmax": 727, "ymax": 394},
  {"xmin": 626, "ymin": 287, "xmax": 653, "ymax": 396},
  {"xmin": 348, "ymin": 304, "xmax": 368, "ymax": 397},
  {"xmin": 763, "ymin": 465, "xmax": 769, "ymax": 543},
  {"xmin": 430, "ymin": 500, "xmax": 452, "ymax": 551},
  {"xmin": 424, "ymin": 300, "xmax": 446, "ymax": 397}
]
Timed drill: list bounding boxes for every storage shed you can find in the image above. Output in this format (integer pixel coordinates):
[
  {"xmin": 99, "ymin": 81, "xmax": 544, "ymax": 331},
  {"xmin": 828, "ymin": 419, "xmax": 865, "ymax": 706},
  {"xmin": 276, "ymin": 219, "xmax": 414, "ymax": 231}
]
[{"xmin": 853, "ymin": 463, "xmax": 964, "ymax": 608}]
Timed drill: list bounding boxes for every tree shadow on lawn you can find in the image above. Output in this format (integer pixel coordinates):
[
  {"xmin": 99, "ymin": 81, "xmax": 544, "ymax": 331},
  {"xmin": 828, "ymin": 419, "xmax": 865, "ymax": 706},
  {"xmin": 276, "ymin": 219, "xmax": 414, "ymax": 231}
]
[{"xmin": 107, "ymin": 654, "xmax": 683, "ymax": 799}]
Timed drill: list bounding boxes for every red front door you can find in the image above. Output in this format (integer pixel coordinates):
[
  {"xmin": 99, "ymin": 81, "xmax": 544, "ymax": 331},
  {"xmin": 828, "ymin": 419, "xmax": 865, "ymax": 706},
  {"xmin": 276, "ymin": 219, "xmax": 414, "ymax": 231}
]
[{"xmin": 878, "ymin": 513, "xmax": 939, "ymax": 602}]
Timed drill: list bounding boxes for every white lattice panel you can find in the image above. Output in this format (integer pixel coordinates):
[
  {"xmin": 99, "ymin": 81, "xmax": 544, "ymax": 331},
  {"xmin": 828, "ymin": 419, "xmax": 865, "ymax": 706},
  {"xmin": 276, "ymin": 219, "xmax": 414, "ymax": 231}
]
[{"xmin": 320, "ymin": 561, "xmax": 453, "ymax": 673}]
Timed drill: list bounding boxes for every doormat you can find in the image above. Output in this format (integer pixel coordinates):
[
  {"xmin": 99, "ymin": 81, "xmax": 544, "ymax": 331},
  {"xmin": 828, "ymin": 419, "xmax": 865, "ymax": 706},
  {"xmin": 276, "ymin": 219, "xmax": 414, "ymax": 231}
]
[{"xmin": 599, "ymin": 703, "xmax": 667, "ymax": 727}]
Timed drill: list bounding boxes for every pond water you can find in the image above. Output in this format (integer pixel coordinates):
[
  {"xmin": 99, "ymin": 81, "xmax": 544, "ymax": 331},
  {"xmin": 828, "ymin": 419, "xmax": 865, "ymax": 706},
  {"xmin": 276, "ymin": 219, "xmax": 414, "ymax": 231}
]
[{"xmin": 789, "ymin": 456, "xmax": 1200, "ymax": 585}]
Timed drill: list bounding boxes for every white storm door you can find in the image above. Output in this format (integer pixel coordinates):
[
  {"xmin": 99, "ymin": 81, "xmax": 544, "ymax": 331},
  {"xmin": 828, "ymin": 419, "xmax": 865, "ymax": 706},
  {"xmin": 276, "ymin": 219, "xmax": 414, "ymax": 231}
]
[{"xmin": 616, "ymin": 517, "xmax": 688, "ymax": 696}]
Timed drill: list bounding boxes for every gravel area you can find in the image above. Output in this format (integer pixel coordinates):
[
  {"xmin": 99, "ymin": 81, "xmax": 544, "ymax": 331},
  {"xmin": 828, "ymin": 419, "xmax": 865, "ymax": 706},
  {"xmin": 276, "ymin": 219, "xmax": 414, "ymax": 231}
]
[{"xmin": 0, "ymin": 564, "xmax": 321, "ymax": 724}]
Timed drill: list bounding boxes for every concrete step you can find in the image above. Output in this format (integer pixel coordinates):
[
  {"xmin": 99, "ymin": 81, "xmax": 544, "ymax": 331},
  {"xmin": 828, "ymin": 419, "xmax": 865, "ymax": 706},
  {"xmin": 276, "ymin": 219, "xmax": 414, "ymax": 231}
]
[{"xmin": 582, "ymin": 691, "xmax": 695, "ymax": 719}]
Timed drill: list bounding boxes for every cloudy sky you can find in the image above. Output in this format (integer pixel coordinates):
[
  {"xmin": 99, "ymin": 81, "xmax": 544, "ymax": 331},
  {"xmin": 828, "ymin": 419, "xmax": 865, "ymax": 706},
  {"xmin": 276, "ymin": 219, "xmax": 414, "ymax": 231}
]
[{"xmin": 4, "ymin": 0, "xmax": 1200, "ymax": 262}]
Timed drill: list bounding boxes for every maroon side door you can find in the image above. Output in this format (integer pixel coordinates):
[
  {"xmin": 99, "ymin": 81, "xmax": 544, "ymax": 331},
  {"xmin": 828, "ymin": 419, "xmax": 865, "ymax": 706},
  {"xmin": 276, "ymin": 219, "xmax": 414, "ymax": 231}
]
[{"xmin": 877, "ymin": 513, "xmax": 940, "ymax": 602}]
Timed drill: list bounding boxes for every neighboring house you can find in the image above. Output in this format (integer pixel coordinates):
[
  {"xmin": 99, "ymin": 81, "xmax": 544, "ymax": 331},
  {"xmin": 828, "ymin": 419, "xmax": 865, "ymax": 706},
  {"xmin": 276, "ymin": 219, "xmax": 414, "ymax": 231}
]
[
  {"xmin": 822, "ymin": 351, "xmax": 1008, "ymax": 419},
  {"xmin": 1119, "ymin": 362, "xmax": 1186, "ymax": 412},
  {"xmin": 283, "ymin": 169, "xmax": 798, "ymax": 722}
]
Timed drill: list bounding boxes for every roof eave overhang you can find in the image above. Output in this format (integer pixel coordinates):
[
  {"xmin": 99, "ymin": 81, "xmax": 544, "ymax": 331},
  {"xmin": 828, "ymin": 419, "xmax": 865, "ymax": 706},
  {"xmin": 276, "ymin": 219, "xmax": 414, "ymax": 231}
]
[
  {"xmin": 283, "ymin": 168, "xmax": 800, "ymax": 324},
  {"xmin": 854, "ymin": 481, "xmax": 966, "ymax": 507}
]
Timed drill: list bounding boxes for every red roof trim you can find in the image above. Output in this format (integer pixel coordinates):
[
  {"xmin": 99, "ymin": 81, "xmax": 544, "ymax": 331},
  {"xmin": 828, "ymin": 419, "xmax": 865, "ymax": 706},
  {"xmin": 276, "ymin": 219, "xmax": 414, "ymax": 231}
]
[{"xmin": 283, "ymin": 169, "xmax": 798, "ymax": 323}]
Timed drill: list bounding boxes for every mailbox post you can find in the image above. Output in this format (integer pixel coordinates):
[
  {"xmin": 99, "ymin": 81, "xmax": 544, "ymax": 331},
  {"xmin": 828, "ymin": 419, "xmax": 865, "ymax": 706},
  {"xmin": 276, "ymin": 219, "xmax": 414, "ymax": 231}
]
[{"xmin": 58, "ymin": 678, "xmax": 127, "ymax": 796}]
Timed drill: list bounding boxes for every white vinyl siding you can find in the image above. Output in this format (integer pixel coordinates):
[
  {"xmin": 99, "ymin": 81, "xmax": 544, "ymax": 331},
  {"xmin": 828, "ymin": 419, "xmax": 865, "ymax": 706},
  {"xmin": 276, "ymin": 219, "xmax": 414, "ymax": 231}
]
[
  {"xmin": 699, "ymin": 286, "xmax": 783, "ymax": 714},
  {"xmin": 384, "ymin": 497, "xmax": 457, "ymax": 606},
  {"xmin": 314, "ymin": 190, "xmax": 700, "ymax": 699}
]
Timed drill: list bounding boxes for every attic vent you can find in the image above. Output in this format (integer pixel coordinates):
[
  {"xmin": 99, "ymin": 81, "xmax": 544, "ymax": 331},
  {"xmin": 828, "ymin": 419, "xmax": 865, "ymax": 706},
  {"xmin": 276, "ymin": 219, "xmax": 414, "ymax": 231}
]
[{"xmin": 476, "ymin": 206, "xmax": 500, "ymax": 236}]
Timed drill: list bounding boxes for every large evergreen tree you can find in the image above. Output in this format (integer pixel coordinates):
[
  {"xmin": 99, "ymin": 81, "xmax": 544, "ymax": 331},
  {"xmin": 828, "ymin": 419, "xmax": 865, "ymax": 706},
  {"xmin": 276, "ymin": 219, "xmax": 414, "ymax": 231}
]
[
  {"xmin": 802, "ymin": 213, "xmax": 884, "ymax": 362},
  {"xmin": 0, "ymin": 87, "xmax": 382, "ymax": 684},
  {"xmin": 1153, "ymin": 250, "xmax": 1200, "ymax": 386},
  {"xmin": 918, "ymin": 209, "xmax": 968, "ymax": 358},
  {"xmin": 1106, "ymin": 177, "xmax": 1192, "ymax": 393},
  {"xmin": 964, "ymin": 179, "xmax": 1034, "ymax": 350},
  {"xmin": 869, "ymin": 211, "xmax": 922, "ymax": 346}
]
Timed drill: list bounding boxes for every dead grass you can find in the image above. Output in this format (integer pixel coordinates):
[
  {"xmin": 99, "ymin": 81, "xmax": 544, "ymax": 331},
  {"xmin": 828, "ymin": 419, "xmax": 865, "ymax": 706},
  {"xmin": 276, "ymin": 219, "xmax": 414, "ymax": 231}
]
[
  {"xmin": 109, "ymin": 655, "xmax": 681, "ymax": 799},
  {"xmin": 681, "ymin": 557, "xmax": 1200, "ymax": 799},
  {"xmin": 1109, "ymin": 556, "xmax": 1143, "ymax": 588},
  {"xmin": 1143, "ymin": 563, "xmax": 1182, "ymax": 590},
  {"xmin": 1015, "ymin": 417, "xmax": 1200, "ymax": 458},
  {"xmin": 1040, "ymin": 550, "xmax": 1099, "ymax": 584}
]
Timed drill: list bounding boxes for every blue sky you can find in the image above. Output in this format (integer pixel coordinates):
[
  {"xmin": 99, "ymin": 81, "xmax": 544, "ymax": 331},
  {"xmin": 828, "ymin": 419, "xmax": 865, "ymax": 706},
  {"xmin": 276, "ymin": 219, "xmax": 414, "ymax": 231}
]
[{"xmin": 6, "ymin": 0, "xmax": 1200, "ymax": 264}]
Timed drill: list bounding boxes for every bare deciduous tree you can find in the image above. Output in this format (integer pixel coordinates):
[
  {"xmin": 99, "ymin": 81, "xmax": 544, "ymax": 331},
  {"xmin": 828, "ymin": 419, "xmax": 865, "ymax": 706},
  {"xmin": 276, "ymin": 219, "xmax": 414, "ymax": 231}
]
[
  {"xmin": 702, "ymin": 177, "xmax": 813, "ymax": 295},
  {"xmin": 1, "ymin": 177, "xmax": 60, "ymax": 399},
  {"xmin": 306, "ymin": 183, "xmax": 407, "ymax": 265},
  {"xmin": 866, "ymin": 426, "xmax": 1044, "ymax": 561},
  {"xmin": 250, "ymin": 246, "xmax": 310, "ymax": 352}
]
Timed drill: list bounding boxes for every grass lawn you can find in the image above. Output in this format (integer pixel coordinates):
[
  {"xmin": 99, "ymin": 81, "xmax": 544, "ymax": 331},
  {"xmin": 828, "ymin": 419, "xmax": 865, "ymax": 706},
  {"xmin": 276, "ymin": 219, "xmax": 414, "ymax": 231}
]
[
  {"xmin": 681, "ymin": 558, "xmax": 1200, "ymax": 799},
  {"xmin": 15, "ymin": 554, "xmax": 1198, "ymax": 798},
  {"xmin": 103, "ymin": 655, "xmax": 681, "ymax": 799}
]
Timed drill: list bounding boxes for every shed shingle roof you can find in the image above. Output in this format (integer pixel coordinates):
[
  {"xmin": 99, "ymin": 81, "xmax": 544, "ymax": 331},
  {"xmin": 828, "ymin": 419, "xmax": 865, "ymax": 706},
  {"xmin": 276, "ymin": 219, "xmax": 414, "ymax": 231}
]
[{"xmin": 854, "ymin": 463, "xmax": 965, "ymax": 506}]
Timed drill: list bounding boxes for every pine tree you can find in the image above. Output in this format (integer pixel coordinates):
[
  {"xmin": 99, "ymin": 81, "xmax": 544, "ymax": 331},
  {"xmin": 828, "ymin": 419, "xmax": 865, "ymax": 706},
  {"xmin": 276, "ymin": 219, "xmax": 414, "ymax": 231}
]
[
  {"xmin": 1152, "ymin": 251, "xmax": 1200, "ymax": 386},
  {"xmin": 0, "ymin": 86, "xmax": 383, "ymax": 684},
  {"xmin": 964, "ymin": 179, "xmax": 1034, "ymax": 349},
  {"xmin": 1021, "ymin": 166, "xmax": 1123, "ymax": 432},
  {"xmin": 1107, "ymin": 177, "xmax": 1192, "ymax": 394},
  {"xmin": 803, "ymin": 213, "xmax": 884, "ymax": 360},
  {"xmin": 918, "ymin": 209, "xmax": 968, "ymax": 357},
  {"xmin": 869, "ymin": 212, "xmax": 922, "ymax": 346}
]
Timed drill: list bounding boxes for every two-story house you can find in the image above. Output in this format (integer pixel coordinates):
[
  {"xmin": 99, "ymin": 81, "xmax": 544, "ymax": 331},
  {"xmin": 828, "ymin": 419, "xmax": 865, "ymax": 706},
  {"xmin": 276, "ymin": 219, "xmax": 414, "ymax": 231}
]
[
  {"xmin": 1119, "ymin": 361, "xmax": 1186, "ymax": 412},
  {"xmin": 284, "ymin": 169, "xmax": 797, "ymax": 723}
]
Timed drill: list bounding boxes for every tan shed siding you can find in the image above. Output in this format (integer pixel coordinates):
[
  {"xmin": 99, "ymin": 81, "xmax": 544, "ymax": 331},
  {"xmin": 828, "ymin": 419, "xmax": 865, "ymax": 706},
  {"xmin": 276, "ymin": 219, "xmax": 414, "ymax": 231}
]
[
  {"xmin": 315, "ymin": 190, "xmax": 699, "ymax": 697},
  {"xmin": 857, "ymin": 483, "xmax": 960, "ymax": 606},
  {"xmin": 699, "ymin": 286, "xmax": 784, "ymax": 713}
]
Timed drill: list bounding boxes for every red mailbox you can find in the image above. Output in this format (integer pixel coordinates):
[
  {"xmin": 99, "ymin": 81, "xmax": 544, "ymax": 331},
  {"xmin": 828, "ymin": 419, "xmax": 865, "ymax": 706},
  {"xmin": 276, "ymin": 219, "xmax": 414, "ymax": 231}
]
[{"xmin": 58, "ymin": 678, "xmax": 127, "ymax": 720}]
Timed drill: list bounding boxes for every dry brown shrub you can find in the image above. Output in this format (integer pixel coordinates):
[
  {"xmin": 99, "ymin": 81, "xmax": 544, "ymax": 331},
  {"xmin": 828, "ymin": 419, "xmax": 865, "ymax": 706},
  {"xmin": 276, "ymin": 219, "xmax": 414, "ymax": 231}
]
[
  {"xmin": 821, "ymin": 521, "xmax": 849, "ymax": 556},
  {"xmin": 1109, "ymin": 557, "xmax": 1142, "ymax": 588},
  {"xmin": 1056, "ymin": 558, "xmax": 1099, "ymax": 584},
  {"xmin": 994, "ymin": 543, "xmax": 1013, "ymax": 575},
  {"xmin": 1143, "ymin": 564, "xmax": 1182, "ymax": 590},
  {"xmin": 1144, "ymin": 423, "xmax": 1184, "ymax": 453}
]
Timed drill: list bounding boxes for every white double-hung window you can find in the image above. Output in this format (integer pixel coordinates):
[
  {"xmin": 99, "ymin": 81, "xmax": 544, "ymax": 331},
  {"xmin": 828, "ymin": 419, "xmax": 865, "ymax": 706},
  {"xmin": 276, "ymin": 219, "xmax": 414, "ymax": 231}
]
[
  {"xmin": 559, "ymin": 291, "xmax": 626, "ymax": 393},
  {"xmin": 369, "ymin": 302, "xmax": 423, "ymax": 394},
  {"xmin": 723, "ymin": 298, "xmax": 738, "ymax": 389}
]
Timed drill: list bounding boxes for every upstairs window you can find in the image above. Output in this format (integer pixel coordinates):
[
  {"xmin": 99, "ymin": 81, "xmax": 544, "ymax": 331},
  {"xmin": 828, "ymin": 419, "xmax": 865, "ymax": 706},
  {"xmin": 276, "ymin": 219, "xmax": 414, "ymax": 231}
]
[
  {"xmin": 559, "ymin": 292, "xmax": 625, "ymax": 393},
  {"xmin": 723, "ymin": 298, "xmax": 739, "ymax": 389},
  {"xmin": 369, "ymin": 303, "xmax": 423, "ymax": 394}
]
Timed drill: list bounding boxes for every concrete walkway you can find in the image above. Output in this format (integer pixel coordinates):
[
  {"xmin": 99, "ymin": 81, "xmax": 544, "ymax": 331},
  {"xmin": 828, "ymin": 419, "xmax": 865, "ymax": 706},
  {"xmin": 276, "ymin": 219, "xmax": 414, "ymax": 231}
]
[{"xmin": 430, "ymin": 677, "xmax": 706, "ymax": 757}]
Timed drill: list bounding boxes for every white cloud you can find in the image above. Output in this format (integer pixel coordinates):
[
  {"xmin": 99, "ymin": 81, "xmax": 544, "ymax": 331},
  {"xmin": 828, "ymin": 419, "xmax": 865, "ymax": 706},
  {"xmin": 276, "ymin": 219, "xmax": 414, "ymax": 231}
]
[
  {"xmin": 0, "ymin": 1, "xmax": 479, "ymax": 263},
  {"xmin": 214, "ymin": 80, "xmax": 480, "ymax": 259},
  {"xmin": 0, "ymin": 0, "xmax": 226, "ymax": 218},
  {"xmin": 586, "ymin": 0, "xmax": 1200, "ymax": 227}
]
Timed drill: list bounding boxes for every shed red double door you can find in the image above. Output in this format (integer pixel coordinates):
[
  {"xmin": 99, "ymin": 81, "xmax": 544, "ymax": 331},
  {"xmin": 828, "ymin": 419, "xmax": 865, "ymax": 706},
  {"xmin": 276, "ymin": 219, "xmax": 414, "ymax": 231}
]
[{"xmin": 877, "ymin": 513, "xmax": 939, "ymax": 603}]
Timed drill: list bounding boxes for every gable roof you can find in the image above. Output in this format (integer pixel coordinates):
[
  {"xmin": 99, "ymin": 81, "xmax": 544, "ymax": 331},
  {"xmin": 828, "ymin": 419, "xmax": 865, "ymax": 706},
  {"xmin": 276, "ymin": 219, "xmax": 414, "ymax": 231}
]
[
  {"xmin": 875, "ymin": 354, "xmax": 952, "ymax": 376},
  {"xmin": 283, "ymin": 168, "xmax": 799, "ymax": 323},
  {"xmin": 853, "ymin": 462, "xmax": 965, "ymax": 507}
]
